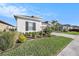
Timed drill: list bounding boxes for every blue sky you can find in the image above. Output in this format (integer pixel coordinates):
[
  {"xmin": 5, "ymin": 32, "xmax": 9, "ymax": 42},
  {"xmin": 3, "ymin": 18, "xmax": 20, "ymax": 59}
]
[{"xmin": 0, "ymin": 3, "xmax": 79, "ymax": 26}]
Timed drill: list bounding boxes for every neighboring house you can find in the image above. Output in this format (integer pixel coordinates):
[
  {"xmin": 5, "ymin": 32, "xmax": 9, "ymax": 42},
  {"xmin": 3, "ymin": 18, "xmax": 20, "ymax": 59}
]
[
  {"xmin": 14, "ymin": 15, "xmax": 42, "ymax": 33},
  {"xmin": 42, "ymin": 22, "xmax": 48, "ymax": 30},
  {"xmin": 43, "ymin": 21, "xmax": 53, "ymax": 27},
  {"xmin": 71, "ymin": 25, "xmax": 79, "ymax": 29},
  {"xmin": 42, "ymin": 21, "xmax": 53, "ymax": 30},
  {"xmin": 61, "ymin": 24, "xmax": 71, "ymax": 31},
  {"xmin": 0, "ymin": 20, "xmax": 15, "ymax": 31},
  {"xmin": 61, "ymin": 24, "xmax": 79, "ymax": 31}
]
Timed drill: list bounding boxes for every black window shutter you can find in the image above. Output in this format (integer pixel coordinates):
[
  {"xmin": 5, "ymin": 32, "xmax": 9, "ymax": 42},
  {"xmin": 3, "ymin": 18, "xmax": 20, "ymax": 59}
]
[
  {"xmin": 33, "ymin": 23, "xmax": 36, "ymax": 30},
  {"xmin": 26, "ymin": 22, "xmax": 28, "ymax": 31}
]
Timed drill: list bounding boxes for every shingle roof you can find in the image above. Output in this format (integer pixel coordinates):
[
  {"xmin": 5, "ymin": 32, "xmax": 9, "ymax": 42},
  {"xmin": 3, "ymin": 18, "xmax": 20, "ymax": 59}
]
[
  {"xmin": 0, "ymin": 20, "xmax": 15, "ymax": 27},
  {"xmin": 14, "ymin": 15, "xmax": 42, "ymax": 22}
]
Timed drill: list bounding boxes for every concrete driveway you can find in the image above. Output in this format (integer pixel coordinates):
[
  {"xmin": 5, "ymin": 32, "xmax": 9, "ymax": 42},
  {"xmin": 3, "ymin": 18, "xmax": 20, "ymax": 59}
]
[{"xmin": 51, "ymin": 32, "xmax": 79, "ymax": 56}]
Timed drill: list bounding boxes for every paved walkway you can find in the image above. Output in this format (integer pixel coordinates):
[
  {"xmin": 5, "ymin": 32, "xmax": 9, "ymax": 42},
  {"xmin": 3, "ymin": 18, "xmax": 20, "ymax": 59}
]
[{"xmin": 51, "ymin": 32, "xmax": 79, "ymax": 56}]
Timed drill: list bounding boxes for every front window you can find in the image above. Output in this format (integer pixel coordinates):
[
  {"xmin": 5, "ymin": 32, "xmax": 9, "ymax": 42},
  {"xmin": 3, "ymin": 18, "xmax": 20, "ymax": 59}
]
[
  {"xmin": 26, "ymin": 22, "xmax": 36, "ymax": 31},
  {"xmin": 28, "ymin": 22, "xmax": 34, "ymax": 30}
]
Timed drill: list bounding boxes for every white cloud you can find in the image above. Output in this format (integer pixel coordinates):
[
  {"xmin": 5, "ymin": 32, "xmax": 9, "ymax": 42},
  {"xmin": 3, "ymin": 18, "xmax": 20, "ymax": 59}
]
[
  {"xmin": 0, "ymin": 3, "xmax": 58, "ymax": 21},
  {"xmin": 0, "ymin": 3, "xmax": 27, "ymax": 18}
]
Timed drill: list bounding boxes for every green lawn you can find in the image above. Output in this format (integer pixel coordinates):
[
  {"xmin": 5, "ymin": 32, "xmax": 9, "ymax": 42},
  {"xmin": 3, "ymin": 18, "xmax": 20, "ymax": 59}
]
[
  {"xmin": 0, "ymin": 36, "xmax": 72, "ymax": 56},
  {"xmin": 63, "ymin": 31, "xmax": 79, "ymax": 35}
]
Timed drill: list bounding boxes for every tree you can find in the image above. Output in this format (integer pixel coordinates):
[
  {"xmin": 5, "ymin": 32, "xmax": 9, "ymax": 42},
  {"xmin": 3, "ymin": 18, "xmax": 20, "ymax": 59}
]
[
  {"xmin": 51, "ymin": 20, "xmax": 62, "ymax": 31},
  {"xmin": 43, "ymin": 26, "xmax": 52, "ymax": 37},
  {"xmin": 52, "ymin": 20, "xmax": 57, "ymax": 31}
]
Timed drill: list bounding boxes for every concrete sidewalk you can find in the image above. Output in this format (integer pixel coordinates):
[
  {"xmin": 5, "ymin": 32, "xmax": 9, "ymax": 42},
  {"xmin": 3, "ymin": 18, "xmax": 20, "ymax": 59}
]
[
  {"xmin": 51, "ymin": 32, "xmax": 79, "ymax": 56},
  {"xmin": 51, "ymin": 32, "xmax": 76, "ymax": 39}
]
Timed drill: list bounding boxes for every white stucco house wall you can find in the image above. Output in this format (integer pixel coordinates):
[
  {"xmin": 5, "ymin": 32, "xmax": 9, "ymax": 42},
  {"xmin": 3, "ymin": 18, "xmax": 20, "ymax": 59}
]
[{"xmin": 14, "ymin": 15, "xmax": 42, "ymax": 33}]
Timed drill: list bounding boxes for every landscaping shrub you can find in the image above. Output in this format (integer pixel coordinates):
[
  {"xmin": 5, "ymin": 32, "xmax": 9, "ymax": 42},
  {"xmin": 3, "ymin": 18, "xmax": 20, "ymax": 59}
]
[
  {"xmin": 25, "ymin": 32, "xmax": 30, "ymax": 38},
  {"xmin": 0, "ymin": 32, "xmax": 18, "ymax": 51},
  {"xmin": 36, "ymin": 32, "xmax": 41, "ymax": 38},
  {"xmin": 19, "ymin": 34, "xmax": 27, "ymax": 43},
  {"xmin": 25, "ymin": 32, "xmax": 39, "ymax": 39},
  {"xmin": 28, "ymin": 32, "xmax": 33, "ymax": 38},
  {"xmin": 25, "ymin": 27, "xmax": 52, "ymax": 39},
  {"xmin": 43, "ymin": 27, "xmax": 52, "ymax": 37},
  {"xmin": 44, "ymin": 27, "xmax": 52, "ymax": 33},
  {"xmin": 39, "ymin": 31, "xmax": 45, "ymax": 37},
  {"xmin": 9, "ymin": 29, "xmax": 15, "ymax": 31},
  {"xmin": 31, "ymin": 32, "xmax": 37, "ymax": 39}
]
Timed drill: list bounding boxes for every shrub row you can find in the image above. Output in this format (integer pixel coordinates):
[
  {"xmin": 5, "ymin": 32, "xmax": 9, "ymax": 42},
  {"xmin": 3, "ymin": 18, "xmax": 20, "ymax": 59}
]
[{"xmin": 25, "ymin": 27, "xmax": 52, "ymax": 39}]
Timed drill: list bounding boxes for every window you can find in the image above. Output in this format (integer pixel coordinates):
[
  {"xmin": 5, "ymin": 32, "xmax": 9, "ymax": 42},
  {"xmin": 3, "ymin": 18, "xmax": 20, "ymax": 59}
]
[{"xmin": 25, "ymin": 22, "xmax": 36, "ymax": 31}]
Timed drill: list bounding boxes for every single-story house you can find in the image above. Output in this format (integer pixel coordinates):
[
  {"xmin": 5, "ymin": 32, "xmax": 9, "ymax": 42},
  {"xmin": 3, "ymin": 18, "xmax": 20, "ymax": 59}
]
[
  {"xmin": 14, "ymin": 15, "xmax": 53, "ymax": 33},
  {"xmin": 61, "ymin": 24, "xmax": 79, "ymax": 31},
  {"xmin": 61, "ymin": 24, "xmax": 71, "ymax": 31},
  {"xmin": 0, "ymin": 20, "xmax": 16, "ymax": 31},
  {"xmin": 14, "ymin": 15, "xmax": 43, "ymax": 33}
]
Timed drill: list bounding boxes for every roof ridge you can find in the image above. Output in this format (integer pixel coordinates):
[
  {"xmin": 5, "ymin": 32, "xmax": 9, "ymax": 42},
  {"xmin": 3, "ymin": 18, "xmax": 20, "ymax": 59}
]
[{"xmin": 14, "ymin": 15, "xmax": 42, "ymax": 19}]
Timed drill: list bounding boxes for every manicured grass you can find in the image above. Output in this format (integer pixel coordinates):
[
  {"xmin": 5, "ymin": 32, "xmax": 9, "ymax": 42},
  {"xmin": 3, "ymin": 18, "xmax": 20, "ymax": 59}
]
[
  {"xmin": 0, "ymin": 36, "xmax": 72, "ymax": 56},
  {"xmin": 63, "ymin": 31, "xmax": 79, "ymax": 35}
]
